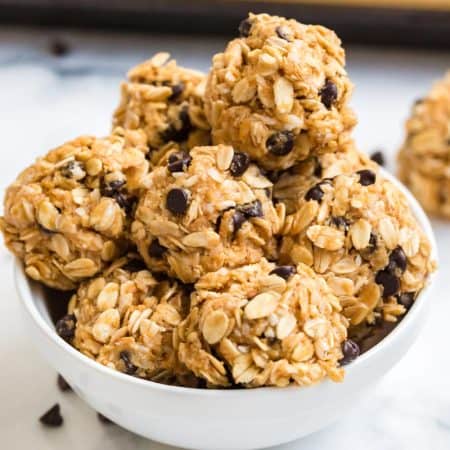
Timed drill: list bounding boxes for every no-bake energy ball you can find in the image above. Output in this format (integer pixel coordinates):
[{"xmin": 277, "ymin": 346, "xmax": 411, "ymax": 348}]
[
  {"xmin": 205, "ymin": 13, "xmax": 356, "ymax": 170},
  {"xmin": 274, "ymin": 141, "xmax": 376, "ymax": 214},
  {"xmin": 0, "ymin": 128, "xmax": 149, "ymax": 290},
  {"xmin": 176, "ymin": 259, "xmax": 348, "ymax": 387},
  {"xmin": 113, "ymin": 52, "xmax": 211, "ymax": 165},
  {"xmin": 69, "ymin": 259, "xmax": 192, "ymax": 384},
  {"xmin": 398, "ymin": 71, "xmax": 450, "ymax": 218},
  {"xmin": 131, "ymin": 145, "xmax": 285, "ymax": 283},
  {"xmin": 279, "ymin": 171, "xmax": 434, "ymax": 326}
]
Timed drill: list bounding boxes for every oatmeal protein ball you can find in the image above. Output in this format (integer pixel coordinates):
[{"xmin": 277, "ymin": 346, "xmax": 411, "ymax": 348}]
[
  {"xmin": 274, "ymin": 141, "xmax": 376, "ymax": 214},
  {"xmin": 176, "ymin": 258, "xmax": 349, "ymax": 388},
  {"xmin": 279, "ymin": 171, "xmax": 435, "ymax": 326},
  {"xmin": 113, "ymin": 52, "xmax": 211, "ymax": 166},
  {"xmin": 398, "ymin": 71, "xmax": 450, "ymax": 218},
  {"xmin": 0, "ymin": 128, "xmax": 149, "ymax": 290},
  {"xmin": 131, "ymin": 144, "xmax": 285, "ymax": 283},
  {"xmin": 205, "ymin": 13, "xmax": 356, "ymax": 170},
  {"xmin": 69, "ymin": 258, "xmax": 193, "ymax": 385}
]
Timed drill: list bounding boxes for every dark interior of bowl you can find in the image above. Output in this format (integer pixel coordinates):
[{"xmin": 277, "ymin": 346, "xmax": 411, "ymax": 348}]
[{"xmin": 43, "ymin": 286, "xmax": 73, "ymax": 325}]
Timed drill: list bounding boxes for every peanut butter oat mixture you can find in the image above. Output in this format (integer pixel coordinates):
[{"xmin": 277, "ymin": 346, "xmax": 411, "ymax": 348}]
[
  {"xmin": 279, "ymin": 171, "xmax": 434, "ymax": 326},
  {"xmin": 0, "ymin": 128, "xmax": 149, "ymax": 290},
  {"xmin": 274, "ymin": 141, "xmax": 376, "ymax": 214},
  {"xmin": 177, "ymin": 259, "xmax": 348, "ymax": 387},
  {"xmin": 69, "ymin": 258, "xmax": 196, "ymax": 385},
  {"xmin": 0, "ymin": 13, "xmax": 436, "ymax": 389},
  {"xmin": 205, "ymin": 13, "xmax": 356, "ymax": 170},
  {"xmin": 113, "ymin": 52, "xmax": 210, "ymax": 165},
  {"xmin": 131, "ymin": 144, "xmax": 285, "ymax": 283},
  {"xmin": 398, "ymin": 71, "xmax": 450, "ymax": 218}
]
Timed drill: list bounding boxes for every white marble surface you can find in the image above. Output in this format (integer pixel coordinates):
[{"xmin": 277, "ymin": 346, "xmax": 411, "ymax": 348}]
[{"xmin": 0, "ymin": 26, "xmax": 450, "ymax": 450}]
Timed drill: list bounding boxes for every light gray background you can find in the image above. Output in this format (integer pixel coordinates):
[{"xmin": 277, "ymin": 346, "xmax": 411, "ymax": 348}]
[{"xmin": 0, "ymin": 27, "xmax": 449, "ymax": 450}]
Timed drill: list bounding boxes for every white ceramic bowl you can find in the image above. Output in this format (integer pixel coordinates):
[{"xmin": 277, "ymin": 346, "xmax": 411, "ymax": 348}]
[{"xmin": 15, "ymin": 170, "xmax": 437, "ymax": 450}]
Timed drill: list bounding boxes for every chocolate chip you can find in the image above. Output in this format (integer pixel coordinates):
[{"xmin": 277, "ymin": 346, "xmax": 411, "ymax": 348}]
[
  {"xmin": 331, "ymin": 216, "xmax": 350, "ymax": 232},
  {"xmin": 103, "ymin": 179, "xmax": 125, "ymax": 194},
  {"xmin": 166, "ymin": 188, "xmax": 189, "ymax": 215},
  {"xmin": 232, "ymin": 211, "xmax": 246, "ymax": 233},
  {"xmin": 270, "ymin": 265, "xmax": 296, "ymax": 280},
  {"xmin": 55, "ymin": 314, "xmax": 76, "ymax": 342},
  {"xmin": 387, "ymin": 246, "xmax": 407, "ymax": 273},
  {"xmin": 305, "ymin": 184, "xmax": 324, "ymax": 202},
  {"xmin": 266, "ymin": 131, "xmax": 294, "ymax": 156},
  {"xmin": 414, "ymin": 98, "xmax": 424, "ymax": 106},
  {"xmin": 320, "ymin": 79, "xmax": 338, "ymax": 109},
  {"xmin": 339, "ymin": 339, "xmax": 360, "ymax": 365},
  {"xmin": 113, "ymin": 191, "xmax": 136, "ymax": 213},
  {"xmin": 161, "ymin": 106, "xmax": 192, "ymax": 142},
  {"xmin": 40, "ymin": 404, "xmax": 63, "ymax": 427},
  {"xmin": 169, "ymin": 83, "xmax": 184, "ymax": 101},
  {"xmin": 238, "ymin": 200, "xmax": 263, "ymax": 218},
  {"xmin": 275, "ymin": 26, "xmax": 291, "ymax": 41},
  {"xmin": 357, "ymin": 169, "xmax": 376, "ymax": 186},
  {"xmin": 97, "ymin": 413, "xmax": 113, "ymax": 425},
  {"xmin": 149, "ymin": 239, "xmax": 167, "ymax": 258},
  {"xmin": 370, "ymin": 150, "xmax": 385, "ymax": 166},
  {"xmin": 57, "ymin": 374, "xmax": 72, "ymax": 392},
  {"xmin": 120, "ymin": 351, "xmax": 137, "ymax": 375},
  {"xmin": 49, "ymin": 39, "xmax": 70, "ymax": 57},
  {"xmin": 238, "ymin": 18, "xmax": 252, "ymax": 37},
  {"xmin": 101, "ymin": 179, "xmax": 135, "ymax": 211},
  {"xmin": 60, "ymin": 160, "xmax": 85, "ymax": 180},
  {"xmin": 230, "ymin": 152, "xmax": 250, "ymax": 177},
  {"xmin": 397, "ymin": 291, "xmax": 416, "ymax": 310},
  {"xmin": 168, "ymin": 151, "xmax": 192, "ymax": 173},
  {"xmin": 375, "ymin": 270, "xmax": 400, "ymax": 298}
]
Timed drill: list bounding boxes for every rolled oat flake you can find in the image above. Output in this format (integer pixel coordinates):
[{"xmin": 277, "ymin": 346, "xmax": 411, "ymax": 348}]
[{"xmin": 270, "ymin": 265, "xmax": 296, "ymax": 280}]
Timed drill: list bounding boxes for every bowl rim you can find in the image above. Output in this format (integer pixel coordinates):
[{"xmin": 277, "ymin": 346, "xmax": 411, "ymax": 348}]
[{"xmin": 14, "ymin": 168, "xmax": 439, "ymax": 397}]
